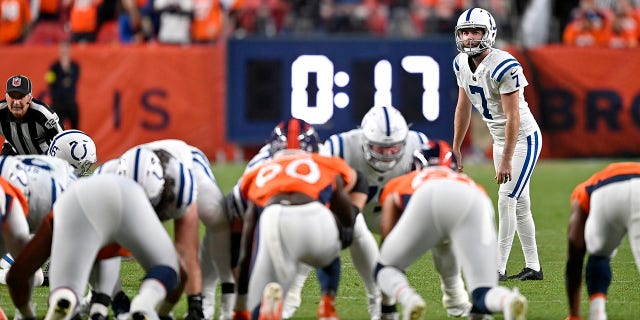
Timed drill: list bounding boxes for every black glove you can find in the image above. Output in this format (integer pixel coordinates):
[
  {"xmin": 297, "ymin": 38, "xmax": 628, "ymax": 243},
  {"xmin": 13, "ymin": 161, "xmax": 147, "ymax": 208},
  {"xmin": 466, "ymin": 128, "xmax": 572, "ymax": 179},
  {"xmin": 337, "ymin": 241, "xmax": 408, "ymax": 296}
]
[
  {"xmin": 339, "ymin": 225, "xmax": 354, "ymax": 249},
  {"xmin": 184, "ymin": 294, "xmax": 205, "ymax": 320}
]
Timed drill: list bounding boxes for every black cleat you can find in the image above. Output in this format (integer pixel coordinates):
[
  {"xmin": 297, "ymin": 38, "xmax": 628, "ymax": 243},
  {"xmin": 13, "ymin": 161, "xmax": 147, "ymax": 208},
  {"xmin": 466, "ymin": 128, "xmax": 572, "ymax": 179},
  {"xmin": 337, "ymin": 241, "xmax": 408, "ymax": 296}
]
[
  {"xmin": 90, "ymin": 313, "xmax": 107, "ymax": 320},
  {"xmin": 132, "ymin": 312, "xmax": 147, "ymax": 320},
  {"xmin": 42, "ymin": 261, "xmax": 50, "ymax": 287},
  {"xmin": 498, "ymin": 271, "xmax": 508, "ymax": 281},
  {"xmin": 112, "ymin": 290, "xmax": 131, "ymax": 317},
  {"xmin": 508, "ymin": 267, "xmax": 543, "ymax": 280}
]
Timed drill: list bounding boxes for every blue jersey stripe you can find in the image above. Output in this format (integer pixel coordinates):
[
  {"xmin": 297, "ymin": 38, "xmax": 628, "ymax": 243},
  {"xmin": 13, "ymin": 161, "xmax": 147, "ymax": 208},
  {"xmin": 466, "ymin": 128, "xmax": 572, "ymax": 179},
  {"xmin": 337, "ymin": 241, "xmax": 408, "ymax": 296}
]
[
  {"xmin": 176, "ymin": 163, "xmax": 185, "ymax": 208},
  {"xmin": 453, "ymin": 58, "xmax": 460, "ymax": 72},
  {"xmin": 490, "ymin": 58, "xmax": 516, "ymax": 79},
  {"xmin": 508, "ymin": 131, "xmax": 540, "ymax": 199},
  {"xmin": 496, "ymin": 63, "xmax": 521, "ymax": 82},
  {"xmin": 517, "ymin": 131, "xmax": 541, "ymax": 199},
  {"xmin": 187, "ymin": 169, "xmax": 195, "ymax": 206},
  {"xmin": 50, "ymin": 177, "xmax": 57, "ymax": 207},
  {"xmin": 338, "ymin": 135, "xmax": 345, "ymax": 159}
]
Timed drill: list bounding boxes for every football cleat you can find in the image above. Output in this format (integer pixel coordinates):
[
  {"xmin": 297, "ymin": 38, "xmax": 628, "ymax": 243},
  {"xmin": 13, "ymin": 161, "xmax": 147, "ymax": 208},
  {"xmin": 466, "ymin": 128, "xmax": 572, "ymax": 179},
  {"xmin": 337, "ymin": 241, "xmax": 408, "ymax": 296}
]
[
  {"xmin": 498, "ymin": 271, "xmax": 508, "ymax": 282},
  {"xmin": 317, "ymin": 295, "xmax": 339, "ymax": 320},
  {"xmin": 508, "ymin": 268, "xmax": 543, "ymax": 281},
  {"xmin": 231, "ymin": 310, "xmax": 250, "ymax": 320},
  {"xmin": 445, "ymin": 301, "xmax": 472, "ymax": 318},
  {"xmin": 259, "ymin": 283, "xmax": 283, "ymax": 320},
  {"xmin": 503, "ymin": 287, "xmax": 527, "ymax": 320},
  {"xmin": 367, "ymin": 293, "xmax": 382, "ymax": 320},
  {"xmin": 112, "ymin": 291, "xmax": 131, "ymax": 317},
  {"xmin": 44, "ymin": 290, "xmax": 77, "ymax": 320},
  {"xmin": 403, "ymin": 294, "xmax": 426, "ymax": 320}
]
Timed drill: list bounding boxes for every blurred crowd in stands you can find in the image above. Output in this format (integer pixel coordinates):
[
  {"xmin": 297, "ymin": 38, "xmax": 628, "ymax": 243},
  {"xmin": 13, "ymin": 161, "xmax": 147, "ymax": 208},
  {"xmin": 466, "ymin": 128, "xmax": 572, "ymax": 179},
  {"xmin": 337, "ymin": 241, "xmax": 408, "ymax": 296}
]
[{"xmin": 1, "ymin": 0, "xmax": 639, "ymax": 48}]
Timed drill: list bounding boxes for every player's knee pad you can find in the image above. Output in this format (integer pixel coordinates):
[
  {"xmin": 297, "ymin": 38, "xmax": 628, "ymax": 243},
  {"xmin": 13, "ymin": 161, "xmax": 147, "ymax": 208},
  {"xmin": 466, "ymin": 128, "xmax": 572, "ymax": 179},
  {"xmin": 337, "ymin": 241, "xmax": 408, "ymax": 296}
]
[
  {"xmin": 585, "ymin": 255, "xmax": 612, "ymax": 296},
  {"xmin": 373, "ymin": 262, "xmax": 385, "ymax": 281},
  {"xmin": 470, "ymin": 287, "xmax": 491, "ymax": 314},
  {"xmin": 144, "ymin": 265, "xmax": 178, "ymax": 292}
]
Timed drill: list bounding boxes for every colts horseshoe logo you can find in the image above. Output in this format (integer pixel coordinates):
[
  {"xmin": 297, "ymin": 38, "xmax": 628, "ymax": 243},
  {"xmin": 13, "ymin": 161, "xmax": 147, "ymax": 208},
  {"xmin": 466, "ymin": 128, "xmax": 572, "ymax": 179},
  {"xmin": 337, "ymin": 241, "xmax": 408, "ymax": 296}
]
[{"xmin": 70, "ymin": 141, "xmax": 88, "ymax": 161}]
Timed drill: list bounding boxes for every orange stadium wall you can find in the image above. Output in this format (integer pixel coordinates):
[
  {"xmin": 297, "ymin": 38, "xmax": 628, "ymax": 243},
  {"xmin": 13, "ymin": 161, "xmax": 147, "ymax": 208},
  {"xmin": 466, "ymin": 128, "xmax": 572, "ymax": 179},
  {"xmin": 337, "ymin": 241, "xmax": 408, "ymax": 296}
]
[
  {"xmin": 1, "ymin": 43, "xmax": 639, "ymax": 161},
  {"xmin": 510, "ymin": 45, "xmax": 640, "ymax": 158},
  {"xmin": 0, "ymin": 44, "xmax": 235, "ymax": 163}
]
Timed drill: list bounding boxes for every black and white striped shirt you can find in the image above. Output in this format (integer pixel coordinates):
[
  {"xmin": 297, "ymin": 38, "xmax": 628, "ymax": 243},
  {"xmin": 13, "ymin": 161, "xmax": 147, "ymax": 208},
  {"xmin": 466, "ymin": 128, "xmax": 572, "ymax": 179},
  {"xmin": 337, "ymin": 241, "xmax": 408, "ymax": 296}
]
[{"xmin": 0, "ymin": 99, "xmax": 63, "ymax": 155}]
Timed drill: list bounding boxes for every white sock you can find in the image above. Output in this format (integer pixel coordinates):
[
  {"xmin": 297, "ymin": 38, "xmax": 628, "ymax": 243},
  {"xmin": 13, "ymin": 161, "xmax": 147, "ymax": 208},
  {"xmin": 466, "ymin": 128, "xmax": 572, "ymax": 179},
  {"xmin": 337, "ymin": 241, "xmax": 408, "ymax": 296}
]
[
  {"xmin": 482, "ymin": 286, "xmax": 511, "ymax": 313},
  {"xmin": 130, "ymin": 279, "xmax": 167, "ymax": 313}
]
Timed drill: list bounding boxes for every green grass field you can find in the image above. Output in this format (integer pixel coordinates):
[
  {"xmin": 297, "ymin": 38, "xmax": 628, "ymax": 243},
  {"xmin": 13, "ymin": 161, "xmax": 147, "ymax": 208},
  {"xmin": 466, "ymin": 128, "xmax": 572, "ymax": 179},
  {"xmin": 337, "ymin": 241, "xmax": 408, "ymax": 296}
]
[{"xmin": 1, "ymin": 159, "xmax": 639, "ymax": 319}]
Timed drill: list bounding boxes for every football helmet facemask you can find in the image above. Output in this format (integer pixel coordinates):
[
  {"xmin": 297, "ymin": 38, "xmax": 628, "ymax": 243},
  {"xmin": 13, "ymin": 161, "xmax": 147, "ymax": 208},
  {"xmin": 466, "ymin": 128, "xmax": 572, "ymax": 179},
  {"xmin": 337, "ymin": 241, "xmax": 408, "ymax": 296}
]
[
  {"xmin": 47, "ymin": 129, "xmax": 98, "ymax": 176},
  {"xmin": 411, "ymin": 140, "xmax": 458, "ymax": 171},
  {"xmin": 269, "ymin": 118, "xmax": 320, "ymax": 155},
  {"xmin": 360, "ymin": 105, "xmax": 409, "ymax": 172},
  {"xmin": 455, "ymin": 7, "xmax": 497, "ymax": 56}
]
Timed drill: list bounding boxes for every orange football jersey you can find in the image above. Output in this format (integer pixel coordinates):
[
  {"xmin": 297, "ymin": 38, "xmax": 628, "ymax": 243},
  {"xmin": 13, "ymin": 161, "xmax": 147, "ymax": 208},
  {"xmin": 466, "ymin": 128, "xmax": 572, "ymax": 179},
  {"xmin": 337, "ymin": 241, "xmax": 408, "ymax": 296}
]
[
  {"xmin": 571, "ymin": 162, "xmax": 640, "ymax": 214},
  {"xmin": 380, "ymin": 167, "xmax": 485, "ymax": 210},
  {"xmin": 239, "ymin": 152, "xmax": 354, "ymax": 208}
]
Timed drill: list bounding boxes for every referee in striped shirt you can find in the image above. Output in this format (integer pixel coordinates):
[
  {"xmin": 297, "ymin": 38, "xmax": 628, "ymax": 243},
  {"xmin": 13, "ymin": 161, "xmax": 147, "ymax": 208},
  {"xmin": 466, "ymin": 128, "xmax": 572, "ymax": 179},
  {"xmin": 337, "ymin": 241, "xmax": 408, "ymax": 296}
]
[{"xmin": 0, "ymin": 75, "xmax": 63, "ymax": 155}]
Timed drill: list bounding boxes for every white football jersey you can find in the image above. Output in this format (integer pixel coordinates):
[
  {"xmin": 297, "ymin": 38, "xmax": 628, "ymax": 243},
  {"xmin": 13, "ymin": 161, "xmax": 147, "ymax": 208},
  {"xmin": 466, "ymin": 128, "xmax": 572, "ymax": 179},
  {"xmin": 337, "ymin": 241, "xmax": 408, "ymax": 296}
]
[
  {"xmin": 453, "ymin": 48, "xmax": 539, "ymax": 143},
  {"xmin": 15, "ymin": 155, "xmax": 78, "ymax": 230},
  {"xmin": 324, "ymin": 128, "xmax": 428, "ymax": 218}
]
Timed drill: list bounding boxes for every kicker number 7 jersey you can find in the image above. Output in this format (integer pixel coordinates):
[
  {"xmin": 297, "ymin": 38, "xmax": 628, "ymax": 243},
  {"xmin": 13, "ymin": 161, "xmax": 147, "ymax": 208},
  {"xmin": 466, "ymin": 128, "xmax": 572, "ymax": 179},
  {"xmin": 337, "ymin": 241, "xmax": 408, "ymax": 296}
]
[{"xmin": 453, "ymin": 48, "xmax": 538, "ymax": 143}]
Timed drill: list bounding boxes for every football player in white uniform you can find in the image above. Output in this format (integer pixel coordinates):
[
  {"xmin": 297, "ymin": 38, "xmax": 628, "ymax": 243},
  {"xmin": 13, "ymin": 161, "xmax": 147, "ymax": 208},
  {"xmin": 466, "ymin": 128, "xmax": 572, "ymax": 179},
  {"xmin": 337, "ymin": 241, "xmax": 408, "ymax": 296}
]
[
  {"xmin": 143, "ymin": 139, "xmax": 230, "ymax": 320},
  {"xmin": 8, "ymin": 173, "xmax": 185, "ymax": 320},
  {"xmin": 0, "ymin": 155, "xmax": 77, "ymax": 289},
  {"xmin": 284, "ymin": 105, "xmax": 472, "ymax": 319},
  {"xmin": 90, "ymin": 141, "xmax": 207, "ymax": 320},
  {"xmin": 375, "ymin": 141, "xmax": 528, "ymax": 320},
  {"xmin": 7, "ymin": 147, "xmax": 198, "ymax": 319},
  {"xmin": 452, "ymin": 7, "xmax": 543, "ymax": 281}
]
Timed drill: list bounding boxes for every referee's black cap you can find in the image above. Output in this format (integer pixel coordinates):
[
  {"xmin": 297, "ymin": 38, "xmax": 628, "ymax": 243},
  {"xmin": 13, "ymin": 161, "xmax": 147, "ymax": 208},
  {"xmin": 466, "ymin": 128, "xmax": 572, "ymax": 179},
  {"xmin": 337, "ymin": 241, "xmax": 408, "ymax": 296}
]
[{"xmin": 6, "ymin": 75, "xmax": 31, "ymax": 95}]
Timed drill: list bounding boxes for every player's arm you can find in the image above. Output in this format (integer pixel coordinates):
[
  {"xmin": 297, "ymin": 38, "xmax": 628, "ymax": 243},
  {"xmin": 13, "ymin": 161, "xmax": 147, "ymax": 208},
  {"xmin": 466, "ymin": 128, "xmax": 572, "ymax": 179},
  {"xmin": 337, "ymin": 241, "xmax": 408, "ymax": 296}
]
[
  {"xmin": 452, "ymin": 87, "xmax": 472, "ymax": 172},
  {"xmin": 379, "ymin": 192, "xmax": 402, "ymax": 243},
  {"xmin": 349, "ymin": 169, "xmax": 369, "ymax": 211},
  {"xmin": 330, "ymin": 175, "xmax": 357, "ymax": 249},
  {"xmin": 7, "ymin": 215, "xmax": 53, "ymax": 318},
  {"xmin": 234, "ymin": 202, "xmax": 258, "ymax": 313},
  {"xmin": 496, "ymin": 90, "xmax": 520, "ymax": 184},
  {"xmin": 173, "ymin": 204, "xmax": 202, "ymax": 296},
  {"xmin": 565, "ymin": 199, "xmax": 588, "ymax": 318}
]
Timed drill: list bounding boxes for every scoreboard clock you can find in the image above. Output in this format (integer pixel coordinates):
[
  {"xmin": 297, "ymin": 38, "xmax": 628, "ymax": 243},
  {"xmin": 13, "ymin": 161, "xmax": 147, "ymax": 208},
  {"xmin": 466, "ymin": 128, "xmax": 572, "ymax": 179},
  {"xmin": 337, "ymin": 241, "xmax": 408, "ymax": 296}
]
[{"xmin": 226, "ymin": 37, "xmax": 459, "ymax": 144}]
